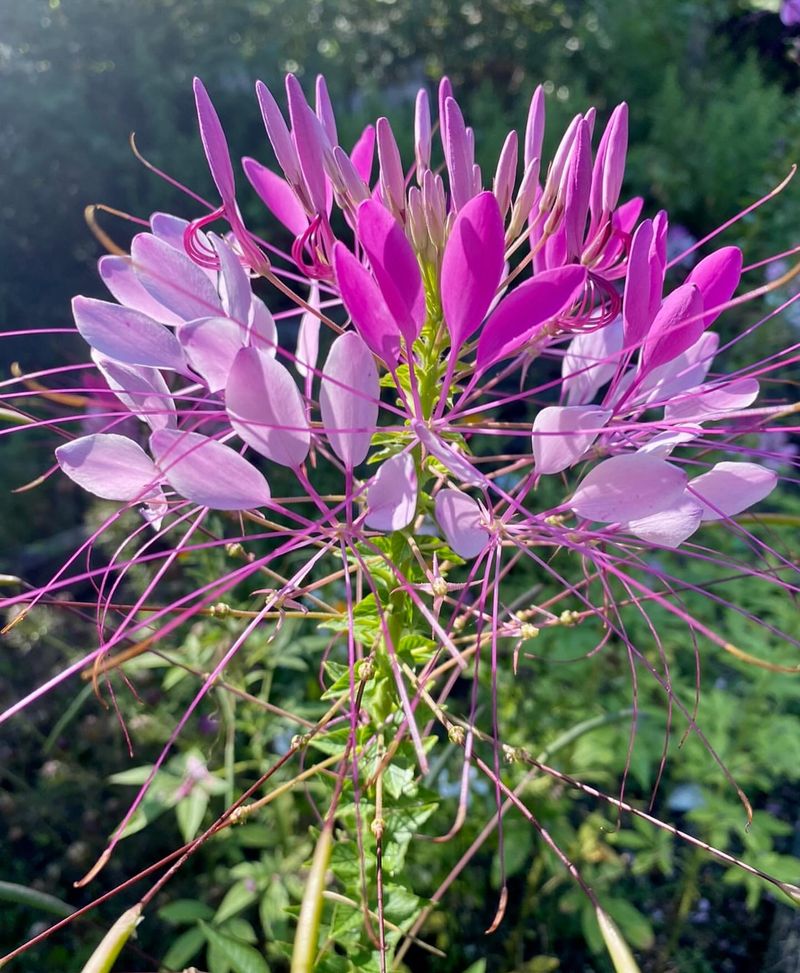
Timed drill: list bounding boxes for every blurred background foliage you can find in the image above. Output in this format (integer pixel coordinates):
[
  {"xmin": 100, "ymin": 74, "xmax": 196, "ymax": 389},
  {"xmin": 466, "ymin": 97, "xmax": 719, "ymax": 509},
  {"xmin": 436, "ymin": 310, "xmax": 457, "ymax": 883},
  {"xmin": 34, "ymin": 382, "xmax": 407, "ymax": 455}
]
[{"xmin": 1, "ymin": 1, "xmax": 799, "ymax": 971}]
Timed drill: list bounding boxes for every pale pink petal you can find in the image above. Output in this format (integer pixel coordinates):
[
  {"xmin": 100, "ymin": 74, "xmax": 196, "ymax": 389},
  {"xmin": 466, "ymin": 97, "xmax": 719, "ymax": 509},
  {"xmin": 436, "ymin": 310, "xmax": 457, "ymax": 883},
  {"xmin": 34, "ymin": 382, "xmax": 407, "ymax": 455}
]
[
  {"xmin": 365, "ymin": 453, "xmax": 418, "ymax": 531},
  {"xmin": 562, "ymin": 318, "xmax": 623, "ymax": 406},
  {"xmin": 625, "ymin": 493, "xmax": 704, "ymax": 548},
  {"xmin": 686, "ymin": 246, "xmax": 742, "ymax": 329},
  {"xmin": 98, "ymin": 255, "xmax": 183, "ymax": 327},
  {"xmin": 92, "ymin": 352, "xmax": 176, "ymax": 431},
  {"xmin": 332, "ymin": 243, "xmax": 401, "ymax": 366},
  {"xmin": 376, "ymin": 116, "xmax": 406, "ymax": 215},
  {"xmin": 150, "ymin": 429, "xmax": 270, "ymax": 509},
  {"xmin": 295, "ymin": 283, "xmax": 321, "ymax": 378},
  {"xmin": 179, "ymin": 317, "xmax": 248, "ymax": 392},
  {"xmin": 687, "ymin": 461, "xmax": 777, "ymax": 521},
  {"xmin": 213, "ymin": 235, "xmax": 251, "ymax": 324},
  {"xmin": 319, "ymin": 331, "xmax": 379, "ymax": 468},
  {"xmin": 636, "ymin": 430, "xmax": 699, "ymax": 457},
  {"xmin": 247, "ymin": 297, "xmax": 278, "ymax": 357},
  {"xmin": 131, "ymin": 234, "xmax": 223, "ymax": 321},
  {"xmin": 226, "ymin": 348, "xmax": 310, "ymax": 468},
  {"xmin": 524, "ymin": 84, "xmax": 545, "ymax": 169},
  {"xmin": 476, "ymin": 265, "xmax": 586, "ymax": 373},
  {"xmin": 440, "ymin": 192, "xmax": 505, "ymax": 353},
  {"xmin": 242, "ymin": 158, "xmax": 309, "ymax": 236},
  {"xmin": 73, "ymin": 296, "xmax": 187, "ymax": 372},
  {"xmin": 639, "ymin": 331, "xmax": 719, "ymax": 403},
  {"xmin": 435, "ymin": 489, "xmax": 490, "ymax": 559},
  {"xmin": 532, "ymin": 406, "xmax": 611, "ymax": 475},
  {"xmin": 571, "ymin": 453, "xmax": 687, "ymax": 522},
  {"xmin": 665, "ymin": 377, "xmax": 759, "ymax": 422},
  {"xmin": 412, "ymin": 421, "xmax": 483, "ymax": 486},
  {"xmin": 56, "ymin": 434, "xmax": 162, "ymax": 501},
  {"xmin": 357, "ymin": 199, "xmax": 425, "ymax": 344}
]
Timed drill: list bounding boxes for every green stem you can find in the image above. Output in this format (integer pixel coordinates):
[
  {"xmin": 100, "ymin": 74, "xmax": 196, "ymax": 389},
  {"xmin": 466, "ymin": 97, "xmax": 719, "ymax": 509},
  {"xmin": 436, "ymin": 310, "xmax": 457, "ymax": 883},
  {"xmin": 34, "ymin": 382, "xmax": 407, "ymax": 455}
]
[{"xmin": 291, "ymin": 824, "xmax": 334, "ymax": 973}]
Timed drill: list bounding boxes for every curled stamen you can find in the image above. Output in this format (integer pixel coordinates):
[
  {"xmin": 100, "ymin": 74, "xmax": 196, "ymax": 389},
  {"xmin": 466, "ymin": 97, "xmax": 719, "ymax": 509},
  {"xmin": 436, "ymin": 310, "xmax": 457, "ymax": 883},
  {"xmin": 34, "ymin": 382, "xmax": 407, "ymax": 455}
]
[
  {"xmin": 182, "ymin": 206, "xmax": 226, "ymax": 268},
  {"xmin": 291, "ymin": 214, "xmax": 335, "ymax": 280}
]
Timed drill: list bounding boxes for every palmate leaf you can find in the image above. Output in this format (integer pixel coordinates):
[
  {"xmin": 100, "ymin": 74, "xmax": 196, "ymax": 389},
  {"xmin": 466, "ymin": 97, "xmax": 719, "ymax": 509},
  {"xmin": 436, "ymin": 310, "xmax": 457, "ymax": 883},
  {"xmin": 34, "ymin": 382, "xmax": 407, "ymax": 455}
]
[{"xmin": 200, "ymin": 921, "xmax": 269, "ymax": 973}]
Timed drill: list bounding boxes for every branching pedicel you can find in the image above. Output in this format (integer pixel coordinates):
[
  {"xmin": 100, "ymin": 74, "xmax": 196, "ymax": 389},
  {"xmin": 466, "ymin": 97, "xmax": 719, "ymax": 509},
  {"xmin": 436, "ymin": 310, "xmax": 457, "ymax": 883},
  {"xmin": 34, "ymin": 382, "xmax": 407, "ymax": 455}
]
[{"xmin": 1, "ymin": 72, "xmax": 799, "ymax": 972}]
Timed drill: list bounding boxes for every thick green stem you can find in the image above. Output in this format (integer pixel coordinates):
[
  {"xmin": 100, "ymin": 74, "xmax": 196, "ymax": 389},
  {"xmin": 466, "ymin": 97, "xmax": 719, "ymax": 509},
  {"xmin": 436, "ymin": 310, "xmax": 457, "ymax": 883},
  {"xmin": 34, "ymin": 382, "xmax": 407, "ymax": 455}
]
[{"xmin": 291, "ymin": 823, "xmax": 334, "ymax": 973}]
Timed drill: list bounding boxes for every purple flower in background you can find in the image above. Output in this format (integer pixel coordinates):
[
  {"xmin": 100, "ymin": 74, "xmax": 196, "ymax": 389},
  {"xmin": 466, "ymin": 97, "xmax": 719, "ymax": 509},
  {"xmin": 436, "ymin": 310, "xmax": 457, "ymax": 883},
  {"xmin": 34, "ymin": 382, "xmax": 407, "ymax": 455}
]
[{"xmin": 781, "ymin": 0, "xmax": 800, "ymax": 27}]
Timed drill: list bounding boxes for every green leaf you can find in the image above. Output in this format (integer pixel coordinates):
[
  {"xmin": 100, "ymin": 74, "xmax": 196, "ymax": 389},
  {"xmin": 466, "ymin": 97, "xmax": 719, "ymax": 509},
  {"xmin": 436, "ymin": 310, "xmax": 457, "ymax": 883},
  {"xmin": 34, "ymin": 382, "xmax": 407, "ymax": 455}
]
[
  {"xmin": 176, "ymin": 788, "xmax": 209, "ymax": 842},
  {"xmin": 158, "ymin": 898, "xmax": 215, "ymax": 925},
  {"xmin": 161, "ymin": 924, "xmax": 206, "ymax": 970},
  {"xmin": 215, "ymin": 881, "xmax": 260, "ymax": 925},
  {"xmin": 200, "ymin": 921, "xmax": 269, "ymax": 973},
  {"xmin": 0, "ymin": 880, "xmax": 73, "ymax": 918},
  {"xmin": 596, "ymin": 907, "xmax": 643, "ymax": 973}
]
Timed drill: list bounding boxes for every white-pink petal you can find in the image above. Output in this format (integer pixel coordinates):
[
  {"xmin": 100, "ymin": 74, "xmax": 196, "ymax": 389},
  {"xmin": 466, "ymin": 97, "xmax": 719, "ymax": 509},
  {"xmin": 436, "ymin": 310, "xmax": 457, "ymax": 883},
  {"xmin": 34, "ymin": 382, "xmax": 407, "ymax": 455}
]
[
  {"xmin": 92, "ymin": 353, "xmax": 176, "ymax": 431},
  {"xmin": 625, "ymin": 493, "xmax": 704, "ymax": 548},
  {"xmin": 73, "ymin": 297, "xmax": 187, "ymax": 372},
  {"xmin": 364, "ymin": 453, "xmax": 418, "ymax": 531},
  {"xmin": 665, "ymin": 378, "xmax": 760, "ymax": 422},
  {"xmin": 570, "ymin": 453, "xmax": 687, "ymax": 523},
  {"xmin": 56, "ymin": 434, "xmax": 162, "ymax": 502},
  {"xmin": 150, "ymin": 429, "xmax": 270, "ymax": 510},
  {"xmin": 435, "ymin": 489, "xmax": 491, "ymax": 559},
  {"xmin": 179, "ymin": 316, "xmax": 249, "ymax": 392},
  {"xmin": 532, "ymin": 406, "xmax": 611, "ymax": 475},
  {"xmin": 319, "ymin": 332, "xmax": 379, "ymax": 468},
  {"xmin": 687, "ymin": 462, "xmax": 777, "ymax": 521},
  {"xmin": 226, "ymin": 348, "xmax": 310, "ymax": 468}
]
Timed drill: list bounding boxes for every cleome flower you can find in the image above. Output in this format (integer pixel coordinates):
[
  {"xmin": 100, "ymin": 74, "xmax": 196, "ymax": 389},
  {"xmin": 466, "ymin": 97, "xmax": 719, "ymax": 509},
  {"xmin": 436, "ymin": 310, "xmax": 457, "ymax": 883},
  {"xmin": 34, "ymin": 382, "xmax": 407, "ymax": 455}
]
[{"xmin": 1, "ymin": 69, "xmax": 798, "ymax": 972}]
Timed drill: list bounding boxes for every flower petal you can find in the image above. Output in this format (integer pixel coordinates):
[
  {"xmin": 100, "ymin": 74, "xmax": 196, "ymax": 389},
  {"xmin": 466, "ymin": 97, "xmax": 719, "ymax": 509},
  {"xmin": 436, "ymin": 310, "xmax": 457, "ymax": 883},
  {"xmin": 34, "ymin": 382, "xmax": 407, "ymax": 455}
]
[
  {"xmin": 357, "ymin": 199, "xmax": 425, "ymax": 344},
  {"xmin": 686, "ymin": 246, "xmax": 742, "ymax": 329},
  {"xmin": 687, "ymin": 461, "xmax": 777, "ymax": 521},
  {"xmin": 213, "ymin": 235, "xmax": 251, "ymax": 324},
  {"xmin": 73, "ymin": 296, "xmax": 187, "ymax": 371},
  {"xmin": 532, "ymin": 405, "xmax": 611, "ymax": 475},
  {"xmin": 571, "ymin": 453, "xmax": 687, "ymax": 522},
  {"xmin": 365, "ymin": 453, "xmax": 418, "ymax": 531},
  {"xmin": 664, "ymin": 377, "xmax": 759, "ymax": 422},
  {"xmin": 295, "ymin": 283, "xmax": 321, "ymax": 378},
  {"xmin": 242, "ymin": 158, "xmax": 309, "ymax": 236},
  {"xmin": 179, "ymin": 317, "xmax": 249, "ymax": 392},
  {"xmin": 56, "ymin": 434, "xmax": 161, "ymax": 501},
  {"xmin": 193, "ymin": 77, "xmax": 236, "ymax": 205},
  {"xmin": 98, "ymin": 255, "xmax": 183, "ymax": 327},
  {"xmin": 440, "ymin": 191, "xmax": 505, "ymax": 353},
  {"xmin": 477, "ymin": 265, "xmax": 586, "ymax": 373},
  {"xmin": 131, "ymin": 233, "xmax": 223, "ymax": 322},
  {"xmin": 640, "ymin": 282, "xmax": 703, "ymax": 373},
  {"xmin": 92, "ymin": 353, "xmax": 176, "ymax": 431},
  {"xmin": 413, "ymin": 421, "xmax": 484, "ymax": 486},
  {"xmin": 625, "ymin": 494, "xmax": 704, "ymax": 548},
  {"xmin": 562, "ymin": 318, "xmax": 623, "ymax": 406},
  {"xmin": 226, "ymin": 348, "xmax": 310, "ymax": 468},
  {"xmin": 332, "ymin": 243, "xmax": 401, "ymax": 366},
  {"xmin": 435, "ymin": 489, "xmax": 490, "ymax": 559},
  {"xmin": 150, "ymin": 429, "xmax": 270, "ymax": 509},
  {"xmin": 319, "ymin": 331, "xmax": 379, "ymax": 468}
]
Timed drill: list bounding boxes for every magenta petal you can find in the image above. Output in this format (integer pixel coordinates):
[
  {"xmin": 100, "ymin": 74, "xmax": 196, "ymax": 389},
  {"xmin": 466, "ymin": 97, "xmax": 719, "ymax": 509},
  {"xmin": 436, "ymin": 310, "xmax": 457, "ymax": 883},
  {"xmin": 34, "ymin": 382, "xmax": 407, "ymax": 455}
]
[
  {"xmin": 477, "ymin": 265, "xmax": 586, "ymax": 373},
  {"xmin": 444, "ymin": 97, "xmax": 474, "ymax": 211},
  {"xmin": 213, "ymin": 235, "xmax": 251, "ymax": 324},
  {"xmin": 350, "ymin": 124, "xmax": 376, "ymax": 184},
  {"xmin": 571, "ymin": 453, "xmax": 687, "ymax": 523},
  {"xmin": 92, "ymin": 353, "xmax": 176, "ymax": 431},
  {"xmin": 131, "ymin": 234, "xmax": 223, "ymax": 322},
  {"xmin": 319, "ymin": 331, "xmax": 379, "ymax": 468},
  {"xmin": 226, "ymin": 348, "xmax": 310, "ymax": 468},
  {"xmin": 665, "ymin": 377, "xmax": 759, "ymax": 422},
  {"xmin": 243, "ymin": 158, "xmax": 309, "ymax": 236},
  {"xmin": 688, "ymin": 461, "xmax": 777, "ymax": 521},
  {"xmin": 440, "ymin": 192, "xmax": 505, "ymax": 353},
  {"xmin": 98, "ymin": 255, "xmax": 182, "ymax": 327},
  {"xmin": 286, "ymin": 74, "xmax": 328, "ymax": 214},
  {"xmin": 357, "ymin": 199, "xmax": 425, "ymax": 344},
  {"xmin": 686, "ymin": 246, "xmax": 742, "ymax": 329},
  {"xmin": 640, "ymin": 331, "xmax": 719, "ymax": 404},
  {"xmin": 562, "ymin": 319, "xmax": 623, "ymax": 406},
  {"xmin": 150, "ymin": 429, "xmax": 270, "ymax": 509},
  {"xmin": 364, "ymin": 453, "xmax": 418, "ymax": 531},
  {"xmin": 73, "ymin": 296, "xmax": 187, "ymax": 372},
  {"xmin": 56, "ymin": 434, "xmax": 162, "ymax": 501},
  {"xmin": 532, "ymin": 405, "xmax": 611, "ymax": 475},
  {"xmin": 435, "ymin": 489, "xmax": 490, "ymax": 559},
  {"xmin": 255, "ymin": 80, "xmax": 301, "ymax": 186},
  {"xmin": 622, "ymin": 219, "xmax": 656, "ymax": 347},
  {"xmin": 193, "ymin": 78, "xmax": 236, "ymax": 205},
  {"xmin": 625, "ymin": 493, "xmax": 703, "ymax": 548},
  {"xmin": 640, "ymin": 282, "xmax": 703, "ymax": 373},
  {"xmin": 332, "ymin": 243, "xmax": 400, "ymax": 366},
  {"xmin": 179, "ymin": 317, "xmax": 249, "ymax": 392},
  {"xmin": 561, "ymin": 119, "xmax": 592, "ymax": 258}
]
